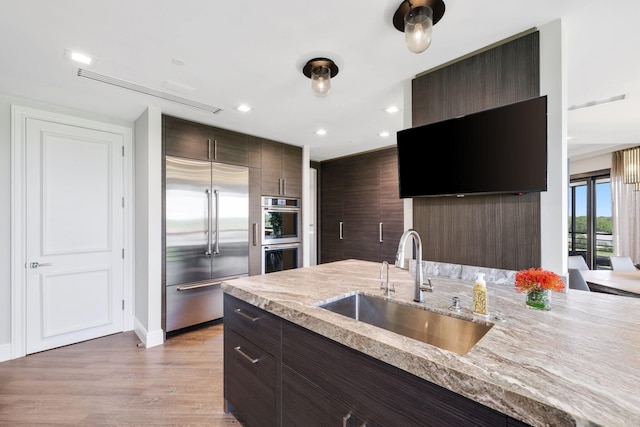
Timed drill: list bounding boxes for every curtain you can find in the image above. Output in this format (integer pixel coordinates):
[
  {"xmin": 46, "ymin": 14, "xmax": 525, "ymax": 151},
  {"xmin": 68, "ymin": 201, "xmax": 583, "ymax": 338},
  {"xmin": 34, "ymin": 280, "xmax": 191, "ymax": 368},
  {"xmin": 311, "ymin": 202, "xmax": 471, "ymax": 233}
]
[{"xmin": 611, "ymin": 150, "xmax": 640, "ymax": 263}]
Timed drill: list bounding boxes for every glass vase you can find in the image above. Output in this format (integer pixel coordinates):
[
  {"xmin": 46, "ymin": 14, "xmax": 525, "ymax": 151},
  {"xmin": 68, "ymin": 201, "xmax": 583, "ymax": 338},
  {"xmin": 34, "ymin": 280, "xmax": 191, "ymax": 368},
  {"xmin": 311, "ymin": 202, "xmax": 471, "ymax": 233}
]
[{"xmin": 526, "ymin": 289, "xmax": 551, "ymax": 310}]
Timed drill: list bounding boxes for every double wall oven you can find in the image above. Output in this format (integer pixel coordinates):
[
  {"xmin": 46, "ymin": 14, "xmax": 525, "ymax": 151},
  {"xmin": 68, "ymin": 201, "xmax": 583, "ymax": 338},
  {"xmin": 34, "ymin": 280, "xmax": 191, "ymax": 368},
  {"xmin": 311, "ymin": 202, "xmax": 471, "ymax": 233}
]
[{"xmin": 261, "ymin": 196, "xmax": 302, "ymax": 273}]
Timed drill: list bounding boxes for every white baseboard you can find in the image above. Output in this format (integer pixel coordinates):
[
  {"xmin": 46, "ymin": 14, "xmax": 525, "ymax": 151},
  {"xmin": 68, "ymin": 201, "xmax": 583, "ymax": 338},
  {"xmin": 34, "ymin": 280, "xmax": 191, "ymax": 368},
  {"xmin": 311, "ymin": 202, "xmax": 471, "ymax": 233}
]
[
  {"xmin": 133, "ymin": 318, "xmax": 164, "ymax": 348},
  {"xmin": 0, "ymin": 343, "xmax": 12, "ymax": 362}
]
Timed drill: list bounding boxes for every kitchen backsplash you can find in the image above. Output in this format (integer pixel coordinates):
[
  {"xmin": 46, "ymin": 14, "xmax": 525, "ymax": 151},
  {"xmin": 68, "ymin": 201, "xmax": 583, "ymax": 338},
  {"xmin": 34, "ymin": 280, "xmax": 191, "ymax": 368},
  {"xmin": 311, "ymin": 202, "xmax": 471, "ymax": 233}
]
[{"xmin": 409, "ymin": 260, "xmax": 517, "ymax": 285}]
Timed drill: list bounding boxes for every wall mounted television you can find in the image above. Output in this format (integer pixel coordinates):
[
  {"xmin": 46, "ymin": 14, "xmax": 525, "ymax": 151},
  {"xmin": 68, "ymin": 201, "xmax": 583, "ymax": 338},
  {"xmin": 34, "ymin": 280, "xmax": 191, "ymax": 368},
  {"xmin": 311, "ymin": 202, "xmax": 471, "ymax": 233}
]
[{"xmin": 396, "ymin": 95, "xmax": 548, "ymax": 198}]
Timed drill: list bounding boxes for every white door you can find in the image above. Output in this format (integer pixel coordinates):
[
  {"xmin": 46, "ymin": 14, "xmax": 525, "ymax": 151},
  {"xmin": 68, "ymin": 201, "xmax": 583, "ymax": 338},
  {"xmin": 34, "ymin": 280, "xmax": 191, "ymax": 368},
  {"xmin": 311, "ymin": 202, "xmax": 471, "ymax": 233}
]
[{"xmin": 25, "ymin": 118, "xmax": 124, "ymax": 354}]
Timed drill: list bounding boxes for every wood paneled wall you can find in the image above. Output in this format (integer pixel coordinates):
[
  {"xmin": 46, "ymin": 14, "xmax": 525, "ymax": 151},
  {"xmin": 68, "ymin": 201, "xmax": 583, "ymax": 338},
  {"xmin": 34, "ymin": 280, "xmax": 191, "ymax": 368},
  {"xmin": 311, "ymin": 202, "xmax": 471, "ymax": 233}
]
[{"xmin": 411, "ymin": 31, "xmax": 541, "ymax": 271}]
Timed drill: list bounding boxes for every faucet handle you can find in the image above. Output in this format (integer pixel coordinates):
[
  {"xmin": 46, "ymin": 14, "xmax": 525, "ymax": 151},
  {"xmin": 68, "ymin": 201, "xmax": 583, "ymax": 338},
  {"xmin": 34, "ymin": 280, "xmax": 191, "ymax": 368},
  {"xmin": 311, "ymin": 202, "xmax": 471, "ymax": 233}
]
[{"xmin": 420, "ymin": 277, "xmax": 434, "ymax": 292}]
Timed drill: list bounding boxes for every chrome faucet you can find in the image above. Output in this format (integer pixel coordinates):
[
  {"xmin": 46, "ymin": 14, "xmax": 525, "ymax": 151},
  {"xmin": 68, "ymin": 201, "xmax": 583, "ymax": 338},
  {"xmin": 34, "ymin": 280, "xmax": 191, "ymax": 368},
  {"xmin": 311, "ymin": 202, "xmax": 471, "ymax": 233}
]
[
  {"xmin": 379, "ymin": 260, "xmax": 395, "ymax": 297},
  {"xmin": 395, "ymin": 229, "xmax": 433, "ymax": 302}
]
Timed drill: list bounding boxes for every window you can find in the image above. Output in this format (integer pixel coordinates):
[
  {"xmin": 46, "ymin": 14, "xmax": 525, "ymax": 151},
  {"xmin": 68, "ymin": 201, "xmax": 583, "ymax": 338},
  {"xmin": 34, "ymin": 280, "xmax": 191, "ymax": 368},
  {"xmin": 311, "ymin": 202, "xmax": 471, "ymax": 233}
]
[{"xmin": 568, "ymin": 170, "xmax": 613, "ymax": 269}]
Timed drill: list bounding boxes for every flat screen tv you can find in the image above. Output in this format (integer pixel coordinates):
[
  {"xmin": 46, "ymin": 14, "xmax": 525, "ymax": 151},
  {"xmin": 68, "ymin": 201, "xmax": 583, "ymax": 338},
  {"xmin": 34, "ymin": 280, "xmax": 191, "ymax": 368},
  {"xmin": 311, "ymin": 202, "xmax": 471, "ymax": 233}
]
[{"xmin": 397, "ymin": 96, "xmax": 548, "ymax": 198}]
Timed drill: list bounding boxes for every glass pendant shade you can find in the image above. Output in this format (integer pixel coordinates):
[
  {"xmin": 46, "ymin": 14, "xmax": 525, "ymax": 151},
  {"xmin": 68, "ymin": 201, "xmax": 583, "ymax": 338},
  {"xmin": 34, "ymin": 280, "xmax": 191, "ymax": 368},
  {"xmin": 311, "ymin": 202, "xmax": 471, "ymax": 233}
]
[
  {"xmin": 311, "ymin": 65, "xmax": 331, "ymax": 97},
  {"xmin": 404, "ymin": 5, "xmax": 433, "ymax": 54}
]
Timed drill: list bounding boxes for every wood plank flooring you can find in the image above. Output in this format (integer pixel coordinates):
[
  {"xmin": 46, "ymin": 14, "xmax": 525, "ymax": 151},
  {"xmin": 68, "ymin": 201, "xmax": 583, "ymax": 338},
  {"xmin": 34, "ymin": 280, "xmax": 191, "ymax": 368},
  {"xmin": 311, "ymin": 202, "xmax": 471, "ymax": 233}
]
[{"xmin": 0, "ymin": 322, "xmax": 245, "ymax": 426}]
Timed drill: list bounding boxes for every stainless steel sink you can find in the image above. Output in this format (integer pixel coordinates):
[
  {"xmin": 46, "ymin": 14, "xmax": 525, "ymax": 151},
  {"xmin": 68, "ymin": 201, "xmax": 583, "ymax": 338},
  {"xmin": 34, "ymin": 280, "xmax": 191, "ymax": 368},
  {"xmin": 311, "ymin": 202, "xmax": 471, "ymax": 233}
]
[{"xmin": 318, "ymin": 293, "xmax": 493, "ymax": 355}]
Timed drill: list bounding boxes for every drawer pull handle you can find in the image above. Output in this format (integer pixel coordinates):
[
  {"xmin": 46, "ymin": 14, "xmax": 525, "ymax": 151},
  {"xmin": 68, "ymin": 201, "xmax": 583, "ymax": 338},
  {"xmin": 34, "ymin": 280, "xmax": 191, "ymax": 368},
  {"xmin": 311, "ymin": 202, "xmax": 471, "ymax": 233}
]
[
  {"xmin": 342, "ymin": 413, "xmax": 351, "ymax": 427},
  {"xmin": 234, "ymin": 346, "xmax": 259, "ymax": 364},
  {"xmin": 234, "ymin": 308, "xmax": 260, "ymax": 322},
  {"xmin": 176, "ymin": 281, "xmax": 221, "ymax": 291}
]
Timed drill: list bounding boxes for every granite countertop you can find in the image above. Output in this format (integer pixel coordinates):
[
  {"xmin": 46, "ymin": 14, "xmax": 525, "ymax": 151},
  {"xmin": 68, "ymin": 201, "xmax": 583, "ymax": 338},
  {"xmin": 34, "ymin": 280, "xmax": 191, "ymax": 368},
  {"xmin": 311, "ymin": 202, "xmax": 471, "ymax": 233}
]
[{"xmin": 221, "ymin": 259, "xmax": 640, "ymax": 427}]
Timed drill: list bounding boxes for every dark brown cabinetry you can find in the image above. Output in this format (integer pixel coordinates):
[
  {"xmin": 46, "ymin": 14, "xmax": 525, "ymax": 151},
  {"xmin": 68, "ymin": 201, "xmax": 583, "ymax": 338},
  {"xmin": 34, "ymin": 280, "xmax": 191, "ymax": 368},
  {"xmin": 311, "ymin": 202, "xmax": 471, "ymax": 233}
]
[
  {"xmin": 224, "ymin": 294, "xmax": 281, "ymax": 426},
  {"xmin": 282, "ymin": 321, "xmax": 506, "ymax": 427},
  {"xmin": 224, "ymin": 294, "xmax": 531, "ymax": 427},
  {"xmin": 163, "ymin": 115, "xmax": 249, "ymax": 166},
  {"xmin": 320, "ymin": 147, "xmax": 403, "ymax": 264},
  {"xmin": 261, "ymin": 139, "xmax": 302, "ymax": 197}
]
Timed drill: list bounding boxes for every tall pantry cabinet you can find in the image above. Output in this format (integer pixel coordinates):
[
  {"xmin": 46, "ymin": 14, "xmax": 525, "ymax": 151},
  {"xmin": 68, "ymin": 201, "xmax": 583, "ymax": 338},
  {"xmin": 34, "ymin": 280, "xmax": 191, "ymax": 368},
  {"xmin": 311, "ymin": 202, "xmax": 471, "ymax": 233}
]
[{"xmin": 319, "ymin": 147, "xmax": 404, "ymax": 264}]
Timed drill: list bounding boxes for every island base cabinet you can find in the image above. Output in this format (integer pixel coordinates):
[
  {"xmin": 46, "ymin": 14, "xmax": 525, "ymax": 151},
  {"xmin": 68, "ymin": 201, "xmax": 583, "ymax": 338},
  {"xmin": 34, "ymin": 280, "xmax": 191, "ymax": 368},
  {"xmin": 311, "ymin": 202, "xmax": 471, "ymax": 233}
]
[
  {"xmin": 282, "ymin": 366, "xmax": 375, "ymax": 427},
  {"xmin": 223, "ymin": 294, "xmax": 532, "ymax": 427},
  {"xmin": 224, "ymin": 328, "xmax": 277, "ymax": 427},
  {"xmin": 281, "ymin": 321, "xmax": 507, "ymax": 427}
]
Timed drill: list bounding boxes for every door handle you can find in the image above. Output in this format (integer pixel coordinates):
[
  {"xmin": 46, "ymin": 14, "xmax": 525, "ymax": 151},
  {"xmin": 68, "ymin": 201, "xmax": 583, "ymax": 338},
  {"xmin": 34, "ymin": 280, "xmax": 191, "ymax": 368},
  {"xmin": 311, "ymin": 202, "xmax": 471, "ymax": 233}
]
[
  {"xmin": 379, "ymin": 222, "xmax": 383, "ymax": 243},
  {"xmin": 339, "ymin": 221, "xmax": 344, "ymax": 240},
  {"xmin": 30, "ymin": 262, "xmax": 52, "ymax": 269}
]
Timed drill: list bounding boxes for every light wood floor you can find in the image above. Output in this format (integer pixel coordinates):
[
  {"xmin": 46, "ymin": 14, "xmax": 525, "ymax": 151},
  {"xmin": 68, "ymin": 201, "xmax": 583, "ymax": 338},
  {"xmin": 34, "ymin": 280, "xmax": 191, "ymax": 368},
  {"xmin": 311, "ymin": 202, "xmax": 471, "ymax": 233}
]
[{"xmin": 0, "ymin": 322, "xmax": 246, "ymax": 426}]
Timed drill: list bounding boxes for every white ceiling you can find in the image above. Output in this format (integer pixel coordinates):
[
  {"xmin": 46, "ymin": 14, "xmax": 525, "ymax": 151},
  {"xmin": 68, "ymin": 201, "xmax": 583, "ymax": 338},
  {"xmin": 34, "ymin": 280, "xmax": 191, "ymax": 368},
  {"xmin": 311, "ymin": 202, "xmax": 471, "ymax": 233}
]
[{"xmin": 1, "ymin": 0, "xmax": 639, "ymax": 162}]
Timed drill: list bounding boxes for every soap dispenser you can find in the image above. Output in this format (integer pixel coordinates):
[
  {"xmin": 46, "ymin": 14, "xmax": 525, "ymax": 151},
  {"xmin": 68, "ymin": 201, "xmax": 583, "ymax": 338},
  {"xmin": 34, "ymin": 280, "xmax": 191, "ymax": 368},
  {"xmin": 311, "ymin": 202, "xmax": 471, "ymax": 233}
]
[{"xmin": 473, "ymin": 273, "xmax": 488, "ymax": 315}]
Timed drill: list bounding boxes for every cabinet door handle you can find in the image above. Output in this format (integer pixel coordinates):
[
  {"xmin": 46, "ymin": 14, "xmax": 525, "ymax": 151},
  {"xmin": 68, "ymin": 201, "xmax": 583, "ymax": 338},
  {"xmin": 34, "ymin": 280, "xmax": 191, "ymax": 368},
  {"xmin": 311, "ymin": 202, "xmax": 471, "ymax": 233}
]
[
  {"xmin": 234, "ymin": 346, "xmax": 260, "ymax": 364},
  {"xmin": 282, "ymin": 178, "xmax": 286, "ymax": 195},
  {"xmin": 252, "ymin": 223, "xmax": 258, "ymax": 246},
  {"xmin": 207, "ymin": 138, "xmax": 211, "ymax": 160},
  {"xmin": 213, "ymin": 139, "xmax": 218, "ymax": 160},
  {"xmin": 342, "ymin": 413, "xmax": 352, "ymax": 427},
  {"xmin": 234, "ymin": 308, "xmax": 260, "ymax": 322},
  {"xmin": 339, "ymin": 221, "xmax": 343, "ymax": 240},
  {"xmin": 379, "ymin": 222, "xmax": 383, "ymax": 243}
]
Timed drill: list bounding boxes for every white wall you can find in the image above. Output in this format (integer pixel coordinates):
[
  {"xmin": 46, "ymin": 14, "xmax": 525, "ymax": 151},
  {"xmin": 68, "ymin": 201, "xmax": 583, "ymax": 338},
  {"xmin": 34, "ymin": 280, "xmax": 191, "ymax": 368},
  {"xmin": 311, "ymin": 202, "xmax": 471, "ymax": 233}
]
[
  {"xmin": 133, "ymin": 107, "xmax": 164, "ymax": 347},
  {"xmin": 539, "ymin": 19, "xmax": 569, "ymax": 275},
  {"xmin": 570, "ymin": 153, "xmax": 611, "ymax": 175}
]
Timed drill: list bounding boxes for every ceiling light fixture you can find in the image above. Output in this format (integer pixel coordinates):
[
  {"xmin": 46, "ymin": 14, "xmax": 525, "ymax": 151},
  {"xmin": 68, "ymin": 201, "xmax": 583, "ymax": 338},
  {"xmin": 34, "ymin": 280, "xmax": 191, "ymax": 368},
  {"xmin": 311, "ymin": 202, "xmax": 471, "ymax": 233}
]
[
  {"xmin": 392, "ymin": 0, "xmax": 446, "ymax": 54},
  {"xmin": 236, "ymin": 104, "xmax": 252, "ymax": 112},
  {"xmin": 64, "ymin": 48, "xmax": 95, "ymax": 66},
  {"xmin": 302, "ymin": 58, "xmax": 339, "ymax": 98},
  {"xmin": 379, "ymin": 131, "xmax": 390, "ymax": 137},
  {"xmin": 385, "ymin": 106, "xmax": 400, "ymax": 114},
  {"xmin": 315, "ymin": 129, "xmax": 327, "ymax": 136}
]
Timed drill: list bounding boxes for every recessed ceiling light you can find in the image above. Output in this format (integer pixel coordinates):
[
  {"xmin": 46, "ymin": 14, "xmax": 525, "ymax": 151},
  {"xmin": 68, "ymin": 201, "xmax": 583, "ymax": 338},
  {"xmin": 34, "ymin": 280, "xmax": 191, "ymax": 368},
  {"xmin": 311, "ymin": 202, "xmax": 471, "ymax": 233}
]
[
  {"xmin": 64, "ymin": 48, "xmax": 94, "ymax": 66},
  {"xmin": 236, "ymin": 104, "xmax": 252, "ymax": 112},
  {"xmin": 379, "ymin": 131, "xmax": 390, "ymax": 137},
  {"xmin": 171, "ymin": 58, "xmax": 185, "ymax": 66},
  {"xmin": 315, "ymin": 129, "xmax": 327, "ymax": 136},
  {"xmin": 385, "ymin": 106, "xmax": 400, "ymax": 114}
]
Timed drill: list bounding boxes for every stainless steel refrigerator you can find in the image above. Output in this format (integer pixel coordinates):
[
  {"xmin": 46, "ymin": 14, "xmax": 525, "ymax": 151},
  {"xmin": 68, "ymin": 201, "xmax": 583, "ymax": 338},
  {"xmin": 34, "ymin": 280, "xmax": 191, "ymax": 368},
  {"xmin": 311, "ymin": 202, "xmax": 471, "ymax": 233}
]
[{"xmin": 165, "ymin": 155, "xmax": 249, "ymax": 332}]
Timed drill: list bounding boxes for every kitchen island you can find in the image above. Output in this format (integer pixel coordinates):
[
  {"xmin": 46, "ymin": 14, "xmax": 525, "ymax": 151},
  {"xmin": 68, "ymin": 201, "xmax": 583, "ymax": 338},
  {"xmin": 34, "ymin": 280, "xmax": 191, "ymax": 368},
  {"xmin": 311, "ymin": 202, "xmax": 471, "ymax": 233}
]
[{"xmin": 222, "ymin": 259, "xmax": 640, "ymax": 426}]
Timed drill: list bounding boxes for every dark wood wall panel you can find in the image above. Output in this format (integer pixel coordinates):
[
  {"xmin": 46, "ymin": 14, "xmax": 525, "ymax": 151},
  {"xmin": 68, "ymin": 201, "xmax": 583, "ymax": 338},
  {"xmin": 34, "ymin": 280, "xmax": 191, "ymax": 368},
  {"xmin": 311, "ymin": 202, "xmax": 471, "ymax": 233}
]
[
  {"xmin": 412, "ymin": 32, "xmax": 541, "ymax": 270},
  {"xmin": 414, "ymin": 193, "xmax": 540, "ymax": 271}
]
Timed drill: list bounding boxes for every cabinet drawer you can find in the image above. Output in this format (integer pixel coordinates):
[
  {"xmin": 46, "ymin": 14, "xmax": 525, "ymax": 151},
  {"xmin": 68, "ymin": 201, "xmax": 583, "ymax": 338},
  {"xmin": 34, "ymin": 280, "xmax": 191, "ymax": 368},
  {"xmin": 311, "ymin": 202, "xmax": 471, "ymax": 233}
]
[
  {"xmin": 224, "ymin": 294, "xmax": 281, "ymax": 357},
  {"xmin": 282, "ymin": 321, "xmax": 505, "ymax": 427},
  {"xmin": 282, "ymin": 365, "xmax": 374, "ymax": 427},
  {"xmin": 225, "ymin": 328, "xmax": 276, "ymax": 427}
]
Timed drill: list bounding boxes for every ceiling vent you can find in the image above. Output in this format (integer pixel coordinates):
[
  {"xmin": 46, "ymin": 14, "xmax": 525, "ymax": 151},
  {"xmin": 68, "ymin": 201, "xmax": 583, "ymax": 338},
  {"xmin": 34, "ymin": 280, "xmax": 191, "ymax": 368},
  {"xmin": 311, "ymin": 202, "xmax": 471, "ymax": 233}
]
[{"xmin": 76, "ymin": 68, "xmax": 221, "ymax": 114}]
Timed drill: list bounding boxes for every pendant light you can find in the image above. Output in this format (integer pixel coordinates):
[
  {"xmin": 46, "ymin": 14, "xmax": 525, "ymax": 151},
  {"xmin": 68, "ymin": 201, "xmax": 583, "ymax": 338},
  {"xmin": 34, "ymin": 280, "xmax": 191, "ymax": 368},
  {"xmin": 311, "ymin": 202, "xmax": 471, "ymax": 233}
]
[
  {"xmin": 302, "ymin": 58, "xmax": 339, "ymax": 98},
  {"xmin": 393, "ymin": 0, "xmax": 446, "ymax": 54}
]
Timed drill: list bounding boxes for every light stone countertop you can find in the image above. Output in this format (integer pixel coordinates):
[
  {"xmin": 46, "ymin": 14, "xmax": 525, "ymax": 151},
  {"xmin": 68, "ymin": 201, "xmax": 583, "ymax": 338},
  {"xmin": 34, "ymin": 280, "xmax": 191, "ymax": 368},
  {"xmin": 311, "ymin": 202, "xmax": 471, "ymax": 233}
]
[{"xmin": 221, "ymin": 259, "xmax": 640, "ymax": 427}]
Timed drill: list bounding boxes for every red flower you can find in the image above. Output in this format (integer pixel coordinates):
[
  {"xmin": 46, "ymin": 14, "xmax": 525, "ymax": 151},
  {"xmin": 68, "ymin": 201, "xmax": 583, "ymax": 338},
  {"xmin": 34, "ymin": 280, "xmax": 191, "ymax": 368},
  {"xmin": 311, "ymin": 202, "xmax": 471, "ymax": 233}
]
[{"xmin": 514, "ymin": 268, "xmax": 565, "ymax": 293}]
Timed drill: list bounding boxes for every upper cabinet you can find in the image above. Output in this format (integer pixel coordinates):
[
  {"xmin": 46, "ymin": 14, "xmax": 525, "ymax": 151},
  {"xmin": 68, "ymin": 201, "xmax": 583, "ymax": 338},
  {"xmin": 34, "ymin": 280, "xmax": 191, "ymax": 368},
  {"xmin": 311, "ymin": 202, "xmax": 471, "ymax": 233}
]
[
  {"xmin": 261, "ymin": 138, "xmax": 302, "ymax": 198},
  {"xmin": 163, "ymin": 115, "xmax": 249, "ymax": 166}
]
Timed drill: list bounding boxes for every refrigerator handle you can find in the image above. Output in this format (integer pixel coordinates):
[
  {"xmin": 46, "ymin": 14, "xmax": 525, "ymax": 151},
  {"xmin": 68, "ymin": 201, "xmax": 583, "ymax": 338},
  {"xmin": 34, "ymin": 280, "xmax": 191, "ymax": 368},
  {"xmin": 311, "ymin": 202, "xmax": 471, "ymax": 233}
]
[
  {"xmin": 205, "ymin": 189, "xmax": 212, "ymax": 256},
  {"xmin": 214, "ymin": 189, "xmax": 220, "ymax": 254}
]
